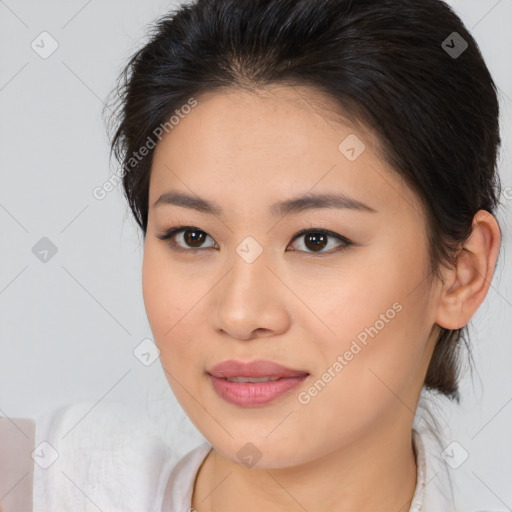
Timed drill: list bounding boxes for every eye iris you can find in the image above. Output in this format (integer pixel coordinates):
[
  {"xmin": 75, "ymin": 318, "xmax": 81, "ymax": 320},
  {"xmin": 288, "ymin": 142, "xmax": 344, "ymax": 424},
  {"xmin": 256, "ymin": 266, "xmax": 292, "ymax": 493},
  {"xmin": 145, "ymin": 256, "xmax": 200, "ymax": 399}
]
[
  {"xmin": 184, "ymin": 230, "xmax": 206, "ymax": 248},
  {"xmin": 305, "ymin": 232, "xmax": 327, "ymax": 252}
]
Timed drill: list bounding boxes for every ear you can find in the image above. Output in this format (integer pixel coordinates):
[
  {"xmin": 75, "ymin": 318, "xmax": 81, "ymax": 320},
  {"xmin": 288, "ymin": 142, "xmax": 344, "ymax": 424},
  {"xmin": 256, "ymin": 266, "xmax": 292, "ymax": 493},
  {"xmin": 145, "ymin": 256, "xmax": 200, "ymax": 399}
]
[{"xmin": 435, "ymin": 210, "xmax": 501, "ymax": 330}]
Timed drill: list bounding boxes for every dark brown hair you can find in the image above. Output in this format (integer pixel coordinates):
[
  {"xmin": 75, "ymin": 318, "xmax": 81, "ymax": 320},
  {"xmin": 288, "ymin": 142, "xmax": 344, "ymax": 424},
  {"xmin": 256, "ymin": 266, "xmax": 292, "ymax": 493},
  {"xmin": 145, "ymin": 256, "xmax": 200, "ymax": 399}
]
[{"xmin": 104, "ymin": 0, "xmax": 503, "ymax": 401}]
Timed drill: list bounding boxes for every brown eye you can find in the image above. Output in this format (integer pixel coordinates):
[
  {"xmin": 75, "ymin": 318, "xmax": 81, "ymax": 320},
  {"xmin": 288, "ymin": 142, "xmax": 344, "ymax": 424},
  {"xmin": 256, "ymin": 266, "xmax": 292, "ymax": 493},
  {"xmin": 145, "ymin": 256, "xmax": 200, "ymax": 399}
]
[
  {"xmin": 288, "ymin": 229, "xmax": 352, "ymax": 255},
  {"xmin": 156, "ymin": 226, "xmax": 217, "ymax": 251}
]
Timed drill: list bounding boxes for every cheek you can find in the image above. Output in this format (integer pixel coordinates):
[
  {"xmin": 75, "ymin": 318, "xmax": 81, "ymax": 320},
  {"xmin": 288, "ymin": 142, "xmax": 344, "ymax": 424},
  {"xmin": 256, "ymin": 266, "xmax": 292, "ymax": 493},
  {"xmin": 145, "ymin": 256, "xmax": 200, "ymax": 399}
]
[
  {"xmin": 290, "ymin": 251, "xmax": 408, "ymax": 348},
  {"xmin": 142, "ymin": 248, "xmax": 201, "ymax": 416},
  {"xmin": 142, "ymin": 244, "xmax": 187, "ymax": 357},
  {"xmin": 142, "ymin": 242, "xmax": 192, "ymax": 334},
  {"xmin": 307, "ymin": 247, "xmax": 432, "ymax": 401},
  {"xmin": 141, "ymin": 243, "xmax": 207, "ymax": 375},
  {"xmin": 142, "ymin": 246, "xmax": 168, "ymax": 336}
]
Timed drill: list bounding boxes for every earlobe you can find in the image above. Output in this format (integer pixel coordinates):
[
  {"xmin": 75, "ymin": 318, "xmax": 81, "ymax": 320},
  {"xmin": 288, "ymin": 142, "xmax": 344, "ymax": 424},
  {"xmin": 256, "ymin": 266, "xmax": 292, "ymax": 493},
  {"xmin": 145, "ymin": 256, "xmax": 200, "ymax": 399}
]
[{"xmin": 435, "ymin": 210, "xmax": 501, "ymax": 331}]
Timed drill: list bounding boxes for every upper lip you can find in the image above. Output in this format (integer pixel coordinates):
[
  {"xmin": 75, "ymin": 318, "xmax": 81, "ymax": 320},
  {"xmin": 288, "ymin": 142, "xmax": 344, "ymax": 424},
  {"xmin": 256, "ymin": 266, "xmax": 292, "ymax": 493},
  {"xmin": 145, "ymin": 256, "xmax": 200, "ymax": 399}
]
[{"xmin": 208, "ymin": 359, "xmax": 309, "ymax": 379}]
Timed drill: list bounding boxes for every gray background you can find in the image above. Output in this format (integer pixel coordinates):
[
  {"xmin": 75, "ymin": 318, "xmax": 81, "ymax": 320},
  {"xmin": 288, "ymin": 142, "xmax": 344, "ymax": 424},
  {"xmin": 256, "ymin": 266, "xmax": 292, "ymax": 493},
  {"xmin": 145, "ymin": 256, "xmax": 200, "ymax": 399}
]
[{"xmin": 1, "ymin": 0, "xmax": 511, "ymax": 509}]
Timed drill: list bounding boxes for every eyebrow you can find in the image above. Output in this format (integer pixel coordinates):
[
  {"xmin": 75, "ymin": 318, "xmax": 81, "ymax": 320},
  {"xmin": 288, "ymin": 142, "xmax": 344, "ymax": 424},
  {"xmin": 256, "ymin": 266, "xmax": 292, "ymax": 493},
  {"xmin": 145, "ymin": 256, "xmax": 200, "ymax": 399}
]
[{"xmin": 153, "ymin": 191, "xmax": 377, "ymax": 216}]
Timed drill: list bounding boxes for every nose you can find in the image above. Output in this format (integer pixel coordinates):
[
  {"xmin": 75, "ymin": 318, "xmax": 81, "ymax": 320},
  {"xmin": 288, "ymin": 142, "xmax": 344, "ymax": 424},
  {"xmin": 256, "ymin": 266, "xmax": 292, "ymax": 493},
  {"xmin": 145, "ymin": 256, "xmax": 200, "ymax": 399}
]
[{"xmin": 213, "ymin": 247, "xmax": 291, "ymax": 341}]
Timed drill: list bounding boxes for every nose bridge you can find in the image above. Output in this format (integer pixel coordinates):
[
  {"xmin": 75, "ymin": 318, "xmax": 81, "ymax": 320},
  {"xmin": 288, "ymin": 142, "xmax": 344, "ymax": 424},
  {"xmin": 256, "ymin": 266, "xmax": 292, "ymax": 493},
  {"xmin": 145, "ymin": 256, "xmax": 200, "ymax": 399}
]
[
  {"xmin": 227, "ymin": 233, "xmax": 272, "ymax": 297},
  {"xmin": 235, "ymin": 234, "xmax": 266, "ymax": 267}
]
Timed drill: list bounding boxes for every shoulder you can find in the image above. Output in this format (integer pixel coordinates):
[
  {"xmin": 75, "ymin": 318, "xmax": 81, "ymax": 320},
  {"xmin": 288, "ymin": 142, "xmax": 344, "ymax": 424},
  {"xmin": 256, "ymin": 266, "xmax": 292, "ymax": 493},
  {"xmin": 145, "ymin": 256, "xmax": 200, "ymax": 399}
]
[
  {"xmin": 415, "ymin": 425, "xmax": 509, "ymax": 512},
  {"xmin": 33, "ymin": 401, "xmax": 177, "ymax": 512},
  {"xmin": 412, "ymin": 427, "xmax": 456, "ymax": 511},
  {"xmin": 160, "ymin": 441, "xmax": 213, "ymax": 511}
]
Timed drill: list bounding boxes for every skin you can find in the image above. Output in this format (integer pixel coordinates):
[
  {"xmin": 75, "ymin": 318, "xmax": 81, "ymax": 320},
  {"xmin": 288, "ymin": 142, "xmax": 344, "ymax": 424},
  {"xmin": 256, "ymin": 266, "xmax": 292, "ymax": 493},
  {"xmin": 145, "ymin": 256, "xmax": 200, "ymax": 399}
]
[{"xmin": 142, "ymin": 85, "xmax": 501, "ymax": 512}]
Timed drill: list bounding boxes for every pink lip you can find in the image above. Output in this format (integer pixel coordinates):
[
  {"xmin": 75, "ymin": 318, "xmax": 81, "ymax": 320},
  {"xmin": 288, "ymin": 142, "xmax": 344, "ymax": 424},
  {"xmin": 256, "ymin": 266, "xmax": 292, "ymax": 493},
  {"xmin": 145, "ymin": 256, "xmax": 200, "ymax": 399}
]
[
  {"xmin": 207, "ymin": 359, "xmax": 309, "ymax": 407},
  {"xmin": 208, "ymin": 359, "xmax": 309, "ymax": 379}
]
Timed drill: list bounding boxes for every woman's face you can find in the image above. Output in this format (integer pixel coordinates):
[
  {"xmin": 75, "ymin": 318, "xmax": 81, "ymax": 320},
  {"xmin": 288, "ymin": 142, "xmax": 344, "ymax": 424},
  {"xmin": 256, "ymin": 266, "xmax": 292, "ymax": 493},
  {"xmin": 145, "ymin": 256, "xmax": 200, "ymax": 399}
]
[{"xmin": 142, "ymin": 85, "xmax": 442, "ymax": 467}]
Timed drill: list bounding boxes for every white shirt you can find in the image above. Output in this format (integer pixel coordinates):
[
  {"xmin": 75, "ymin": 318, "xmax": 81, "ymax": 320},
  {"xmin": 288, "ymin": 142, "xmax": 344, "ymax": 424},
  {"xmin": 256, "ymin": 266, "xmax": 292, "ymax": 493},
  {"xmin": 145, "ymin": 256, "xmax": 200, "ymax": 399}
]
[{"xmin": 32, "ymin": 400, "xmax": 457, "ymax": 511}]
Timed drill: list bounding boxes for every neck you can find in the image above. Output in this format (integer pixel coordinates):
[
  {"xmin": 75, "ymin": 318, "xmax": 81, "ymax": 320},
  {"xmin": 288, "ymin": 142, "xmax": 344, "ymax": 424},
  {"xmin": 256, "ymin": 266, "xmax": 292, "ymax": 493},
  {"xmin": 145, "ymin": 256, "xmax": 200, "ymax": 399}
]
[{"xmin": 192, "ymin": 417, "xmax": 418, "ymax": 512}]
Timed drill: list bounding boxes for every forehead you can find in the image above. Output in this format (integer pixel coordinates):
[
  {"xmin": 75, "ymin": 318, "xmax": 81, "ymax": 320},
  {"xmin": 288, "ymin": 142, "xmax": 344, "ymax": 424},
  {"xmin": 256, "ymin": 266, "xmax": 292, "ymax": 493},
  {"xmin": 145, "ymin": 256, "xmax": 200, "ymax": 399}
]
[
  {"xmin": 155, "ymin": 85, "xmax": 383, "ymax": 160},
  {"xmin": 150, "ymin": 86, "xmax": 424, "ymax": 221}
]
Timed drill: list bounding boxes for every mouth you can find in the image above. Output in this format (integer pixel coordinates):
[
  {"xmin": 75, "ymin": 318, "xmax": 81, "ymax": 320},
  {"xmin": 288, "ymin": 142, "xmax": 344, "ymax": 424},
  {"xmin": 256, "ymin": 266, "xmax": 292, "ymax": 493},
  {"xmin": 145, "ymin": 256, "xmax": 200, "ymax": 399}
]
[{"xmin": 207, "ymin": 359, "xmax": 310, "ymax": 407}]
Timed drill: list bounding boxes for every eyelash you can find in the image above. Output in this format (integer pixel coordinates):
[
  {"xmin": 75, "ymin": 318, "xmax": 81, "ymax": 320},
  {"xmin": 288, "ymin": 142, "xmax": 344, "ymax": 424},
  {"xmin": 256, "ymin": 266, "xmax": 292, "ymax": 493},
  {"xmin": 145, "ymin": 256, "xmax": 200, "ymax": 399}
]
[{"xmin": 155, "ymin": 225, "xmax": 353, "ymax": 256}]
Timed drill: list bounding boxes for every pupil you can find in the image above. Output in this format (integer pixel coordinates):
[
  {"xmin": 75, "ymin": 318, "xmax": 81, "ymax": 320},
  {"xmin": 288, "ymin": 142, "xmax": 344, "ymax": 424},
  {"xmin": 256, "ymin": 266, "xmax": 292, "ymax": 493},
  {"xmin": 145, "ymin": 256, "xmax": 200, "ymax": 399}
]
[{"xmin": 305, "ymin": 233, "xmax": 327, "ymax": 251}]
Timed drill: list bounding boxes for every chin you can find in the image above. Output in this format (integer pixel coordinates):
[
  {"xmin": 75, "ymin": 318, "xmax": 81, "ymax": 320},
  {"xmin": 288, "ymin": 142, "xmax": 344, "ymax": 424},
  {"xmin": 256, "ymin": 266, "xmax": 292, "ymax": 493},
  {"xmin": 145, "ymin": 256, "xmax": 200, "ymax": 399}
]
[{"xmin": 205, "ymin": 432, "xmax": 312, "ymax": 470}]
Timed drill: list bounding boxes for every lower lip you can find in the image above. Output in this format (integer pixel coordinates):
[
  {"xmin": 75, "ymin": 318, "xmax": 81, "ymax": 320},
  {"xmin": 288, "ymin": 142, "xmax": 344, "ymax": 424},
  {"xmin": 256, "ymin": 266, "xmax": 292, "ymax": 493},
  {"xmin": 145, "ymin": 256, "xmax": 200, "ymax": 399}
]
[{"xmin": 209, "ymin": 375, "xmax": 308, "ymax": 407}]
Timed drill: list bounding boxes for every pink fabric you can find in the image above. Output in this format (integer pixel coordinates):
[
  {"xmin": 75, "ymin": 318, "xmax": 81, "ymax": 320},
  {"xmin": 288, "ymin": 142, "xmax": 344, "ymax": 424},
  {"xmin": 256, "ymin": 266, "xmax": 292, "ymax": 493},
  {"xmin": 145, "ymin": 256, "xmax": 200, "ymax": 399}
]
[{"xmin": 0, "ymin": 418, "xmax": 35, "ymax": 512}]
